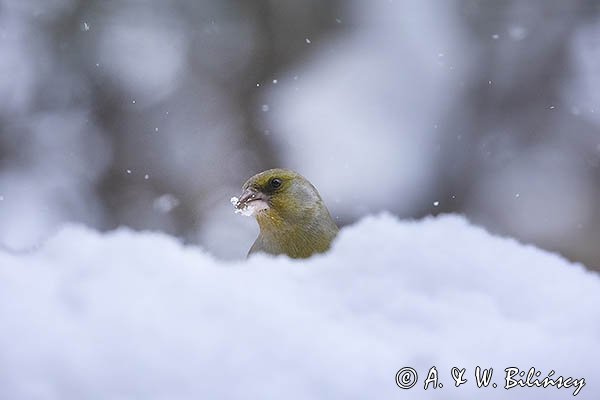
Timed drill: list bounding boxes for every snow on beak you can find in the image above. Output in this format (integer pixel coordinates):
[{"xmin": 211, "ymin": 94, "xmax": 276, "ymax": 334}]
[{"xmin": 230, "ymin": 188, "xmax": 269, "ymax": 217}]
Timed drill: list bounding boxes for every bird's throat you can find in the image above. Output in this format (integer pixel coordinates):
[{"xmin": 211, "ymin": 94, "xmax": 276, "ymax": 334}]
[{"xmin": 254, "ymin": 208, "xmax": 338, "ymax": 258}]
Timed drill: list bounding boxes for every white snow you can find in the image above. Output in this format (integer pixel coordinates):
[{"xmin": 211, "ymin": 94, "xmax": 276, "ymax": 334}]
[
  {"xmin": 230, "ymin": 196, "xmax": 267, "ymax": 217},
  {"xmin": 231, "ymin": 195, "xmax": 254, "ymax": 217},
  {"xmin": 0, "ymin": 214, "xmax": 598, "ymax": 400}
]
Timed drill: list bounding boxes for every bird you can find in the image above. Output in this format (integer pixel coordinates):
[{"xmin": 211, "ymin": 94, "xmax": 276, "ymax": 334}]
[{"xmin": 232, "ymin": 168, "xmax": 338, "ymax": 258}]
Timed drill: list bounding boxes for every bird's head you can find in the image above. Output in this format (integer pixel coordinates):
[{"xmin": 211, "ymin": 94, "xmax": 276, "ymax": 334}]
[
  {"xmin": 234, "ymin": 169, "xmax": 323, "ymax": 226},
  {"xmin": 233, "ymin": 168, "xmax": 338, "ymax": 258}
]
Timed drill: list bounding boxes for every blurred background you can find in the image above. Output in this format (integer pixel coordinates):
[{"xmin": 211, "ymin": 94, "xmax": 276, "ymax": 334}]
[{"xmin": 0, "ymin": 0, "xmax": 599, "ymax": 268}]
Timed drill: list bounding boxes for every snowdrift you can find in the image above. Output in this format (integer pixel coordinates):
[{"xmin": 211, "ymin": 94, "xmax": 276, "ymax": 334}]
[{"xmin": 0, "ymin": 214, "xmax": 598, "ymax": 399}]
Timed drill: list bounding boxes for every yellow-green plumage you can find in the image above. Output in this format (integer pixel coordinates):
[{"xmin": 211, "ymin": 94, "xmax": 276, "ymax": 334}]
[{"xmin": 235, "ymin": 169, "xmax": 338, "ymax": 259}]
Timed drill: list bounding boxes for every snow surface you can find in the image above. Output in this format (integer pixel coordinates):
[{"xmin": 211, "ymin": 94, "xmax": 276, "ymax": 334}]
[{"xmin": 0, "ymin": 214, "xmax": 598, "ymax": 400}]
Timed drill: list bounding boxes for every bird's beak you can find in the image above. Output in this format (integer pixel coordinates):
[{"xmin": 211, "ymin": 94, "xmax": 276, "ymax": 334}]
[{"xmin": 234, "ymin": 187, "xmax": 270, "ymax": 214}]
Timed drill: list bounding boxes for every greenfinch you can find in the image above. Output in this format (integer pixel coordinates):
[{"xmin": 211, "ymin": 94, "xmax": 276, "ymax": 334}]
[{"xmin": 232, "ymin": 169, "xmax": 338, "ymax": 258}]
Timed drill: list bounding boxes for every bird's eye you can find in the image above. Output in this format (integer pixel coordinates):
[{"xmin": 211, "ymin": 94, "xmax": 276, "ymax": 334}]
[{"xmin": 270, "ymin": 178, "xmax": 282, "ymax": 189}]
